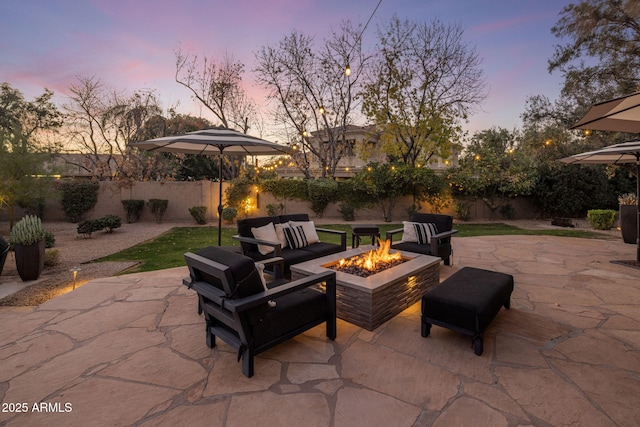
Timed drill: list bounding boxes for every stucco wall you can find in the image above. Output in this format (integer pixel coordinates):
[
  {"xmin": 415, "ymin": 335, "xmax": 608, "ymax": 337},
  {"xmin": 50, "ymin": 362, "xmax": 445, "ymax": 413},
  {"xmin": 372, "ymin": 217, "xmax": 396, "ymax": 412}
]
[{"xmin": 2, "ymin": 180, "xmax": 540, "ymax": 224}]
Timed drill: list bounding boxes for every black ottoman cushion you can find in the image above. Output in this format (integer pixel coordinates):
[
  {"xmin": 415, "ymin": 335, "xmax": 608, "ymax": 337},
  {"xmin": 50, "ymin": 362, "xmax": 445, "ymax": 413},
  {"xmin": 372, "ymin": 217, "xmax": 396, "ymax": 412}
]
[{"xmin": 421, "ymin": 267, "xmax": 513, "ymax": 355}]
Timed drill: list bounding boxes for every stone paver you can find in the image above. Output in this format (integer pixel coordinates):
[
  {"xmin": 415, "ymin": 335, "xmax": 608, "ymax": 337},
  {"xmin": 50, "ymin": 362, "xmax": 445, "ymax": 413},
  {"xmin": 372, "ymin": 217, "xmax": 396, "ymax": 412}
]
[{"xmin": 0, "ymin": 235, "xmax": 639, "ymax": 426}]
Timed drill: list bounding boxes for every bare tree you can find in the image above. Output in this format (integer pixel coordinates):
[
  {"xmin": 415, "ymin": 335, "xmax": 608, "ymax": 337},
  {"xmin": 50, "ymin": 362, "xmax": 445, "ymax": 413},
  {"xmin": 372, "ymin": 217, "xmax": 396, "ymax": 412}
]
[
  {"xmin": 361, "ymin": 16, "xmax": 487, "ymax": 167},
  {"xmin": 175, "ymin": 48, "xmax": 258, "ymax": 133},
  {"xmin": 254, "ymin": 21, "xmax": 365, "ymax": 178},
  {"xmin": 63, "ymin": 76, "xmax": 167, "ymax": 180}
]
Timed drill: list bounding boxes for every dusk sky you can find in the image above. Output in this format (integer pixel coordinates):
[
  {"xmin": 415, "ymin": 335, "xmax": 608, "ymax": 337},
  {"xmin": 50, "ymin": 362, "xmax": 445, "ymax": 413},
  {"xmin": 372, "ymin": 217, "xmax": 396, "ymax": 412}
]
[{"xmin": 1, "ymin": 0, "xmax": 574, "ymax": 139}]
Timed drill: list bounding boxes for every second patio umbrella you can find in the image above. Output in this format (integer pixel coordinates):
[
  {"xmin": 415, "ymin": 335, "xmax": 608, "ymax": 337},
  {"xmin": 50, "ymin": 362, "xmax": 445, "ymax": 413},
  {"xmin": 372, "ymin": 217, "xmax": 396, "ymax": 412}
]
[
  {"xmin": 131, "ymin": 126, "xmax": 292, "ymax": 246},
  {"xmin": 570, "ymin": 91, "xmax": 640, "ymax": 134},
  {"xmin": 559, "ymin": 140, "xmax": 640, "ymax": 262}
]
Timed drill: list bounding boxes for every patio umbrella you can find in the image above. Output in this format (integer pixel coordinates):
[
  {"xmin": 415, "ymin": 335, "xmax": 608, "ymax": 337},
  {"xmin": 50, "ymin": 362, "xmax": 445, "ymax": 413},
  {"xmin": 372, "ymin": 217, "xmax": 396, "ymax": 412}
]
[
  {"xmin": 559, "ymin": 140, "xmax": 640, "ymax": 262},
  {"xmin": 570, "ymin": 91, "xmax": 640, "ymax": 133},
  {"xmin": 131, "ymin": 126, "xmax": 292, "ymax": 246}
]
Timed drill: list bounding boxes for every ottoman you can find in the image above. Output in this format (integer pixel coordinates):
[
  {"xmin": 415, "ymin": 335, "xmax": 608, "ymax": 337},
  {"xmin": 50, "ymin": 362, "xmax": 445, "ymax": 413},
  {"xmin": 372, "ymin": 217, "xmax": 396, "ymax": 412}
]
[{"xmin": 421, "ymin": 267, "xmax": 514, "ymax": 355}]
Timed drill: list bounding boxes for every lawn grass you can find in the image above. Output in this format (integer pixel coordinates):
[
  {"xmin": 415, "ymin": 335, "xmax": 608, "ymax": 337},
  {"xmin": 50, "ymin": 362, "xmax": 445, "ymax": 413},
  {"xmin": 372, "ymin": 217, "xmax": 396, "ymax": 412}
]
[{"xmin": 99, "ymin": 222, "xmax": 607, "ymax": 274}]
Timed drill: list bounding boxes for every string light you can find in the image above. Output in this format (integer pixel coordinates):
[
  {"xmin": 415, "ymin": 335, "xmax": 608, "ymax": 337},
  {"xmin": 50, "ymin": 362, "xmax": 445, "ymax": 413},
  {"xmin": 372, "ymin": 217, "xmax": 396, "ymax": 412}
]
[{"xmin": 344, "ymin": 0, "xmax": 382, "ymax": 76}]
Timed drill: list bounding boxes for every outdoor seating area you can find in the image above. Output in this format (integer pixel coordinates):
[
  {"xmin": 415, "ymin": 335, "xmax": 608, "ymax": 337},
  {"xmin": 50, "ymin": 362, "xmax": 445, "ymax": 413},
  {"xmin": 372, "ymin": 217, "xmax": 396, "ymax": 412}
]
[
  {"xmin": 1, "ymin": 233, "xmax": 638, "ymax": 425},
  {"xmin": 234, "ymin": 213, "xmax": 347, "ymax": 276}
]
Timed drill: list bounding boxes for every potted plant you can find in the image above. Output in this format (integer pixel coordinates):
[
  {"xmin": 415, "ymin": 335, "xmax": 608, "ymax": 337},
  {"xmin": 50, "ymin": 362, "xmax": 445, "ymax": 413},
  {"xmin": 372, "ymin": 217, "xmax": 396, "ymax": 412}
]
[
  {"xmin": 618, "ymin": 193, "xmax": 638, "ymax": 244},
  {"xmin": 9, "ymin": 215, "xmax": 47, "ymax": 281}
]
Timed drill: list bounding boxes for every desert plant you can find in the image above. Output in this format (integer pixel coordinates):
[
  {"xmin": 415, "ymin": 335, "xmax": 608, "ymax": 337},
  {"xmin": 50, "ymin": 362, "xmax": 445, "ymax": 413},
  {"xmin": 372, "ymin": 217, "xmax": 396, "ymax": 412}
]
[
  {"xmin": 618, "ymin": 193, "xmax": 638, "ymax": 205},
  {"xmin": 189, "ymin": 206, "xmax": 208, "ymax": 225},
  {"xmin": 147, "ymin": 199, "xmax": 169, "ymax": 223},
  {"xmin": 57, "ymin": 180, "xmax": 100, "ymax": 222},
  {"xmin": 44, "ymin": 229, "xmax": 56, "ymax": 248},
  {"xmin": 587, "ymin": 209, "xmax": 617, "ymax": 230},
  {"xmin": 221, "ymin": 206, "xmax": 237, "ymax": 223},
  {"xmin": 122, "ymin": 199, "xmax": 145, "ymax": 223},
  {"xmin": 9, "ymin": 215, "xmax": 46, "ymax": 246},
  {"xmin": 44, "ymin": 248, "xmax": 60, "ymax": 267}
]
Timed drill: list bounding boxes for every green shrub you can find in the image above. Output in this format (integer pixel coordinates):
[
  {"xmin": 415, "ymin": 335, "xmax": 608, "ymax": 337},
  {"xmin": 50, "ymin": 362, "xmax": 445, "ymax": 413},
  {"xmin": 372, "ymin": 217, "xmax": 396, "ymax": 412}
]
[
  {"xmin": 222, "ymin": 206, "xmax": 237, "ymax": 223},
  {"xmin": 9, "ymin": 215, "xmax": 46, "ymax": 246},
  {"xmin": 57, "ymin": 181, "xmax": 100, "ymax": 223},
  {"xmin": 454, "ymin": 200, "xmax": 471, "ymax": 221},
  {"xmin": 147, "ymin": 199, "xmax": 169, "ymax": 223},
  {"xmin": 76, "ymin": 215, "xmax": 121, "ymax": 237},
  {"xmin": 77, "ymin": 219, "xmax": 103, "ymax": 237},
  {"xmin": 587, "ymin": 209, "xmax": 617, "ymax": 230},
  {"xmin": 338, "ymin": 203, "xmax": 355, "ymax": 221},
  {"xmin": 189, "ymin": 206, "xmax": 208, "ymax": 225},
  {"xmin": 44, "ymin": 229, "xmax": 56, "ymax": 248},
  {"xmin": 102, "ymin": 215, "xmax": 122, "ymax": 232},
  {"xmin": 307, "ymin": 179, "xmax": 338, "ymax": 217},
  {"xmin": 225, "ymin": 177, "xmax": 253, "ymax": 213},
  {"xmin": 122, "ymin": 199, "xmax": 144, "ymax": 223},
  {"xmin": 500, "ymin": 203, "xmax": 516, "ymax": 220},
  {"xmin": 44, "ymin": 249, "xmax": 59, "ymax": 267},
  {"xmin": 266, "ymin": 203, "xmax": 284, "ymax": 216}
]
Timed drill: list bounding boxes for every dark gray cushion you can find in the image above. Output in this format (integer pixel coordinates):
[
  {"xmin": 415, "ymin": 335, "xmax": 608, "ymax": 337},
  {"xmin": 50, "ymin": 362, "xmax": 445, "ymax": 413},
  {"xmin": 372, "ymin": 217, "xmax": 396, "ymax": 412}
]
[
  {"xmin": 422, "ymin": 267, "xmax": 514, "ymax": 334},
  {"xmin": 195, "ymin": 246, "xmax": 265, "ymax": 299}
]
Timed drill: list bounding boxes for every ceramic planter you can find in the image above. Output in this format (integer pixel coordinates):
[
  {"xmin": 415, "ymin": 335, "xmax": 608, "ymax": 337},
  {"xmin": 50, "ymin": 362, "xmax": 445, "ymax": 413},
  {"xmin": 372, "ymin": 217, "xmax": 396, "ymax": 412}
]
[
  {"xmin": 619, "ymin": 204, "xmax": 638, "ymax": 245},
  {"xmin": 14, "ymin": 240, "xmax": 45, "ymax": 281}
]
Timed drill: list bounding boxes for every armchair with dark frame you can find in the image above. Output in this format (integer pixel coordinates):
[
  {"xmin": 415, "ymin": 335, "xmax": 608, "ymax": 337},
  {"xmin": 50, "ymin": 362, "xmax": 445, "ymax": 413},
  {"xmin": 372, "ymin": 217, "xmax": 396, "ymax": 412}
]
[
  {"xmin": 386, "ymin": 213, "xmax": 458, "ymax": 265},
  {"xmin": 183, "ymin": 246, "xmax": 337, "ymax": 378}
]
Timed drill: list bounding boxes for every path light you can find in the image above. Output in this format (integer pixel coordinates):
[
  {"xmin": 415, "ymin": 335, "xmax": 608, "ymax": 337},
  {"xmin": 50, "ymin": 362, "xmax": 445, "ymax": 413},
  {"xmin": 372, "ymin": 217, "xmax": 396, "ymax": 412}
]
[{"xmin": 70, "ymin": 266, "xmax": 81, "ymax": 289}]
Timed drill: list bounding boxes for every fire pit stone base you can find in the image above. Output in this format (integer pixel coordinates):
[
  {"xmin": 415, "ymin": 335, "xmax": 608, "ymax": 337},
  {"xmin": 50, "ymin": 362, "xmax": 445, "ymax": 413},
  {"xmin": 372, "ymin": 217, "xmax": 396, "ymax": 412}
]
[{"xmin": 291, "ymin": 247, "xmax": 441, "ymax": 330}]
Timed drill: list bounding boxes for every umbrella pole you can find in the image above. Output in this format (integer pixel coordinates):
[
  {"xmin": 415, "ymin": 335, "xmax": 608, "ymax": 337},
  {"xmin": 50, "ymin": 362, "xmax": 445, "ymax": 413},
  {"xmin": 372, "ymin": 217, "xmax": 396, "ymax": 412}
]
[
  {"xmin": 218, "ymin": 153, "xmax": 224, "ymax": 246},
  {"xmin": 636, "ymin": 160, "xmax": 640, "ymax": 262}
]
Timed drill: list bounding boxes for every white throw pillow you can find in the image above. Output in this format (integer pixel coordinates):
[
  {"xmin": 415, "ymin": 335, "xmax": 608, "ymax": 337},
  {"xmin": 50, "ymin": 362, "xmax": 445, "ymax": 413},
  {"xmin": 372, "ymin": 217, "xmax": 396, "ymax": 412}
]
[
  {"xmin": 401, "ymin": 221, "xmax": 419, "ymax": 243},
  {"xmin": 288, "ymin": 220, "xmax": 320, "ymax": 244},
  {"xmin": 274, "ymin": 223, "xmax": 289, "ymax": 249},
  {"xmin": 251, "ymin": 222, "xmax": 279, "ymax": 255}
]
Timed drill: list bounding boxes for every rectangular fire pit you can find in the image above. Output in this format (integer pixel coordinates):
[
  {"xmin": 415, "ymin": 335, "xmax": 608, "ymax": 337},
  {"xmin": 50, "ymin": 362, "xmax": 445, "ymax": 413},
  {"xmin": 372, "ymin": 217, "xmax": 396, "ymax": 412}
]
[{"xmin": 290, "ymin": 247, "xmax": 440, "ymax": 330}]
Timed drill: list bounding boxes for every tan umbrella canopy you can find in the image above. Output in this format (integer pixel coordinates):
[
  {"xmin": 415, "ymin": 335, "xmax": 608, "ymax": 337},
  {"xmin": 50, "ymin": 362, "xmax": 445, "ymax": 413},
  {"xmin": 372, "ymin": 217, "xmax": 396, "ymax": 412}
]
[
  {"xmin": 571, "ymin": 91, "xmax": 640, "ymax": 134},
  {"xmin": 560, "ymin": 142, "xmax": 640, "ymax": 263},
  {"xmin": 132, "ymin": 126, "xmax": 292, "ymax": 246}
]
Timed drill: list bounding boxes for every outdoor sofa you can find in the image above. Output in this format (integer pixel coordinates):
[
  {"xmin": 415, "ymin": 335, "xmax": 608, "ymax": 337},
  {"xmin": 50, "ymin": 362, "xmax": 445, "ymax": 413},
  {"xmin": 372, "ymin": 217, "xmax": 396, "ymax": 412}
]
[{"xmin": 234, "ymin": 214, "xmax": 347, "ymax": 276}]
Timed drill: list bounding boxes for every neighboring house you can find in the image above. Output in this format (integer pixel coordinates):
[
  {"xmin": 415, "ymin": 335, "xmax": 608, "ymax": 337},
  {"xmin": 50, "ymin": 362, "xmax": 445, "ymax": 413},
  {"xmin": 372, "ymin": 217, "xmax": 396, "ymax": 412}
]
[{"xmin": 277, "ymin": 125, "xmax": 459, "ymax": 178}]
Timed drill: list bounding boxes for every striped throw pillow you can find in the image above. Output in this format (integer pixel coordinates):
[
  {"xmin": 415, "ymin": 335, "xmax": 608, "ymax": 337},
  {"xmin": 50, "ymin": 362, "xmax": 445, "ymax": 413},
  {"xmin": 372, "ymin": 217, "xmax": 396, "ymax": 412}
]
[
  {"xmin": 283, "ymin": 225, "xmax": 308, "ymax": 249},
  {"xmin": 413, "ymin": 222, "xmax": 438, "ymax": 245}
]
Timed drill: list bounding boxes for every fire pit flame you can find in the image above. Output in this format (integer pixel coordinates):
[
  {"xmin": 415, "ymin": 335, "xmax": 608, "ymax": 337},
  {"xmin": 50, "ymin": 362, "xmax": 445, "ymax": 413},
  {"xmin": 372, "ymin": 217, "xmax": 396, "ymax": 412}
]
[{"xmin": 333, "ymin": 239, "xmax": 405, "ymax": 277}]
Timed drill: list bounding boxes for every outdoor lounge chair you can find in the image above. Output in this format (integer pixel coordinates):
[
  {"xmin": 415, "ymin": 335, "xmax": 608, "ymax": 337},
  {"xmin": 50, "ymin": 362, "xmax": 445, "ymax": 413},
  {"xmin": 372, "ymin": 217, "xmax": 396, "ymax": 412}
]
[
  {"xmin": 183, "ymin": 246, "xmax": 337, "ymax": 377},
  {"xmin": 386, "ymin": 213, "xmax": 458, "ymax": 265}
]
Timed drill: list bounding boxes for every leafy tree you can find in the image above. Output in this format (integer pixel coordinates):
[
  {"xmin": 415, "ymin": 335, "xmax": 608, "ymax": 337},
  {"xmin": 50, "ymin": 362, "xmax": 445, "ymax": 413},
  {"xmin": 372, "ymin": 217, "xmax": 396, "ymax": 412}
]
[
  {"xmin": 255, "ymin": 21, "xmax": 365, "ymax": 178},
  {"xmin": 350, "ymin": 162, "xmax": 415, "ymax": 222},
  {"xmin": 361, "ymin": 16, "xmax": 486, "ymax": 167},
  {"xmin": 549, "ymin": 0, "xmax": 640, "ymax": 119},
  {"xmin": 0, "ymin": 83, "xmax": 62, "ymax": 226},
  {"xmin": 447, "ymin": 128, "xmax": 536, "ymax": 219}
]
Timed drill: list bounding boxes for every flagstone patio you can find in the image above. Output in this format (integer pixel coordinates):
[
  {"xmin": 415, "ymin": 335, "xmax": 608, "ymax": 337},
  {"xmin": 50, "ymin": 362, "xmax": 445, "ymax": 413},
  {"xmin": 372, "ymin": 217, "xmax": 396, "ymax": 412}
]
[{"xmin": 1, "ymin": 234, "xmax": 639, "ymax": 426}]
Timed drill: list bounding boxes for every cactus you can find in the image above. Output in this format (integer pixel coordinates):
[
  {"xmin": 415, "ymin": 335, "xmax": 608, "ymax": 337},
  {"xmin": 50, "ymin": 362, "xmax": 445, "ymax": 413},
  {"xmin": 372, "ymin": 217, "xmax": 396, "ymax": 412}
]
[{"xmin": 9, "ymin": 215, "xmax": 47, "ymax": 246}]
